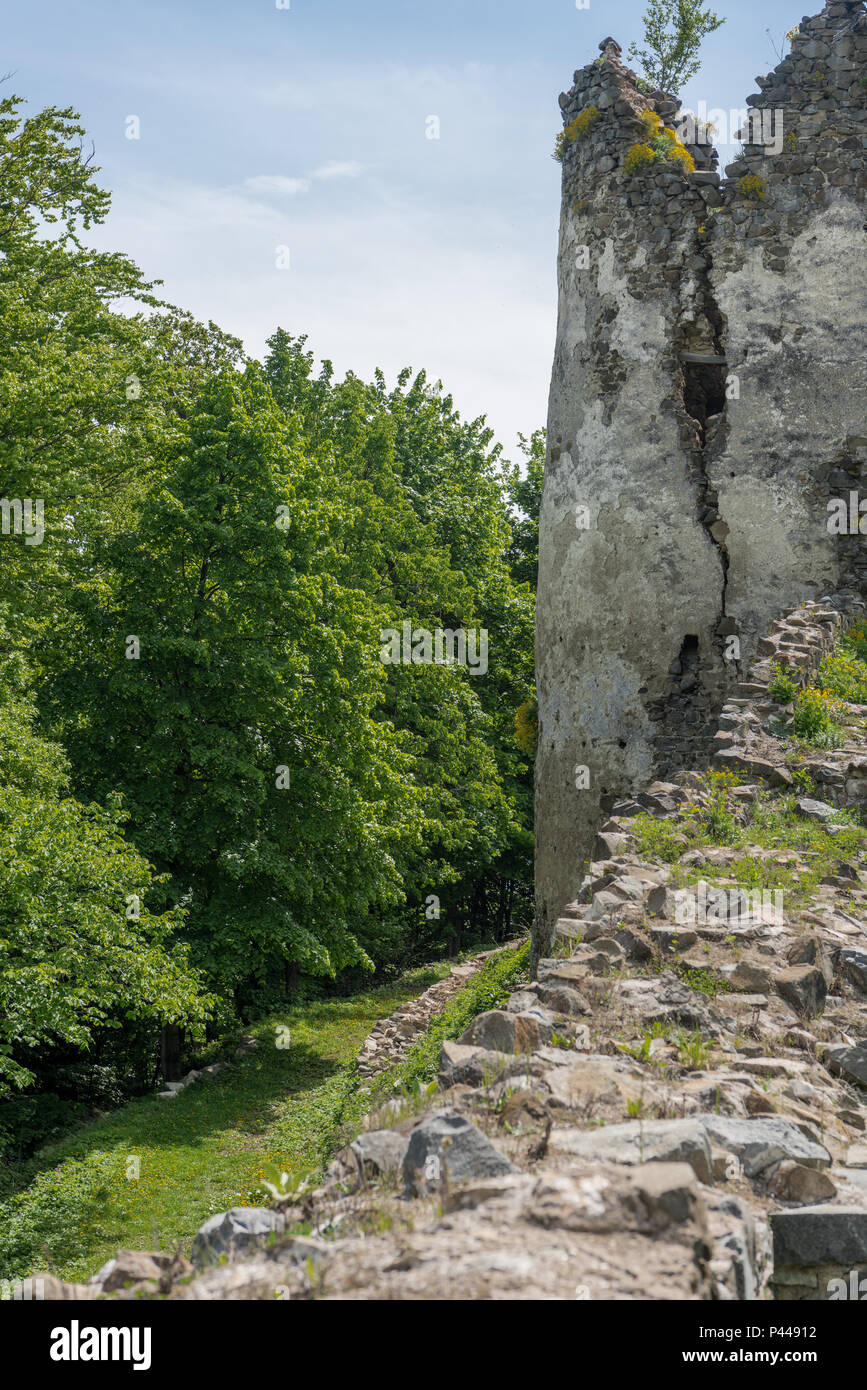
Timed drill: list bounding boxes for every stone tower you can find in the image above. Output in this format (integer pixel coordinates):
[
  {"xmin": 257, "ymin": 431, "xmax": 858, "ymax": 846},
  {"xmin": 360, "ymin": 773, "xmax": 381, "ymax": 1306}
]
[{"xmin": 534, "ymin": 1, "xmax": 867, "ymax": 967}]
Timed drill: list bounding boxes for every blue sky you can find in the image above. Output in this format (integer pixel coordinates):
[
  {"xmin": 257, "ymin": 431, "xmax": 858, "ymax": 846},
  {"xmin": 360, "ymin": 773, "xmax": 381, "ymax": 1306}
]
[{"xmin": 8, "ymin": 0, "xmax": 801, "ymax": 455}]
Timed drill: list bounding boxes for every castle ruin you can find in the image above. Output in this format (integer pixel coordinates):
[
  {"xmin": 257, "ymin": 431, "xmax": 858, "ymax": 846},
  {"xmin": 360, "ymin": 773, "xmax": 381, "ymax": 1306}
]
[{"xmin": 535, "ymin": 0, "xmax": 867, "ymax": 966}]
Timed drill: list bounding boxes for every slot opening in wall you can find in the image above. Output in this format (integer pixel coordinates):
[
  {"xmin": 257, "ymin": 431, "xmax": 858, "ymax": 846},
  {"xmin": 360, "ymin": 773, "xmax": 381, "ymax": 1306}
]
[
  {"xmin": 680, "ymin": 357, "xmax": 728, "ymax": 439},
  {"xmin": 679, "ymin": 634, "xmax": 700, "ymax": 669}
]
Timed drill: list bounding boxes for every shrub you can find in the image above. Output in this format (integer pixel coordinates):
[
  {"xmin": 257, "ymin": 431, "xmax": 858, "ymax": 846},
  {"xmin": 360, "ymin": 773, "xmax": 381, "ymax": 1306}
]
[
  {"xmin": 818, "ymin": 651, "xmax": 867, "ymax": 705},
  {"xmin": 792, "ymin": 687, "xmax": 844, "ymax": 746},
  {"xmin": 790, "ymin": 766, "xmax": 816, "ymax": 796},
  {"xmin": 624, "ymin": 114, "xmax": 695, "ymax": 174},
  {"xmin": 842, "ymin": 619, "xmax": 867, "ymax": 665},
  {"xmin": 769, "ymin": 663, "xmax": 797, "ymax": 703},
  {"xmin": 632, "ymin": 811, "xmax": 691, "ymax": 862},
  {"xmin": 553, "ymin": 106, "xmax": 601, "ymax": 161},
  {"xmin": 664, "ymin": 139, "xmax": 695, "ymax": 171},
  {"xmin": 737, "ymin": 174, "xmax": 766, "ymax": 199},
  {"xmin": 694, "ymin": 769, "xmax": 739, "ymax": 844},
  {"xmin": 640, "ymin": 109, "xmax": 664, "ymax": 137},
  {"xmin": 624, "ymin": 142, "xmax": 657, "ymax": 174}
]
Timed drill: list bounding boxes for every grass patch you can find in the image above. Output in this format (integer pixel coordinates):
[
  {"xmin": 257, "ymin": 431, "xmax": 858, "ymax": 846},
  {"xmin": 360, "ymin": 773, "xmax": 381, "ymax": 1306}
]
[
  {"xmin": 0, "ymin": 962, "xmax": 451, "ymax": 1284},
  {"xmin": 341, "ymin": 940, "xmax": 531, "ymax": 1131},
  {"xmin": 0, "ymin": 940, "xmax": 530, "ymax": 1285},
  {"xmin": 791, "ymin": 687, "xmax": 845, "ymax": 747},
  {"xmin": 632, "ymin": 777, "xmax": 864, "ymax": 906},
  {"xmin": 674, "ymin": 963, "xmax": 732, "ymax": 999},
  {"xmin": 818, "ymin": 648, "xmax": 867, "ymax": 705}
]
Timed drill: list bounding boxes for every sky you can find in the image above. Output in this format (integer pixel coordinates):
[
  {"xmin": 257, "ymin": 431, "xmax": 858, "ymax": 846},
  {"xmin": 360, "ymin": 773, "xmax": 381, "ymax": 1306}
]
[{"xmin": 7, "ymin": 0, "xmax": 802, "ymax": 457}]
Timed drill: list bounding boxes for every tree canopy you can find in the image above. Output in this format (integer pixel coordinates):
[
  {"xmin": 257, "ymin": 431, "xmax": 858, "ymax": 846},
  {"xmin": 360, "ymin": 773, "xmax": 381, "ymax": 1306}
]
[
  {"xmin": 627, "ymin": 0, "xmax": 725, "ymax": 94},
  {"xmin": 0, "ymin": 89, "xmax": 540, "ymax": 1139}
]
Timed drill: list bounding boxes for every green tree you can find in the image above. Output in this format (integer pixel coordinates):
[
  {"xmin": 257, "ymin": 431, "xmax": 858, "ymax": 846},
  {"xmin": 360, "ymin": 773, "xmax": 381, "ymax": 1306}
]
[
  {"xmin": 264, "ymin": 334, "xmax": 536, "ymax": 961},
  {"xmin": 46, "ymin": 368, "xmax": 422, "ymax": 995},
  {"xmin": 0, "ymin": 91, "xmax": 243, "ymax": 666},
  {"xmin": 503, "ymin": 430, "xmax": 545, "ymax": 588},
  {"xmin": 0, "ymin": 646, "xmax": 209, "ymax": 1096},
  {"xmin": 628, "ymin": 0, "xmax": 725, "ymax": 93},
  {"xmin": 0, "ymin": 90, "xmax": 240, "ymax": 1108}
]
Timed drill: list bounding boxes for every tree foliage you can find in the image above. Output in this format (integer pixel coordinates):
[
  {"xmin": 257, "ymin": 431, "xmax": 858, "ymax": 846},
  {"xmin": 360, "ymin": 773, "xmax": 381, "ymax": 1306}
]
[
  {"xmin": 0, "ymin": 88, "xmax": 541, "ymax": 1137},
  {"xmin": 627, "ymin": 0, "xmax": 725, "ymax": 94}
]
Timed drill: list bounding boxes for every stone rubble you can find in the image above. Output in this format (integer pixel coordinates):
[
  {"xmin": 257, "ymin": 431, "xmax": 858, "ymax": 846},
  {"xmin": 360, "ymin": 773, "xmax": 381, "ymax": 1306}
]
[
  {"xmin": 356, "ymin": 944, "xmax": 522, "ymax": 1079},
  {"xmin": 21, "ymin": 599, "xmax": 867, "ymax": 1301}
]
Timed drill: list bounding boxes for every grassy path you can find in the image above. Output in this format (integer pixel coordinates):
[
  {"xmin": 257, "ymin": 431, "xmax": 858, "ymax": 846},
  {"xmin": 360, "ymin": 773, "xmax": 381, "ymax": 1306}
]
[{"xmin": 0, "ymin": 964, "xmax": 449, "ymax": 1285}]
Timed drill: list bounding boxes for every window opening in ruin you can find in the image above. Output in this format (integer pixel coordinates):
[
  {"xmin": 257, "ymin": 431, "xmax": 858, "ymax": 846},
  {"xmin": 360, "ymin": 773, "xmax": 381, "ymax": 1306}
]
[
  {"xmin": 679, "ymin": 634, "xmax": 700, "ymax": 671},
  {"xmin": 680, "ymin": 356, "xmax": 728, "ymax": 444}
]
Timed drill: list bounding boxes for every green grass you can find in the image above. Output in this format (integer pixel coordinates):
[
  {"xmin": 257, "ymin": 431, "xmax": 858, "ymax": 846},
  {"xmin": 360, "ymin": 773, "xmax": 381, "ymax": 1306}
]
[
  {"xmin": 635, "ymin": 784, "xmax": 862, "ymax": 858},
  {"xmin": 674, "ymin": 963, "xmax": 732, "ymax": 999},
  {"xmin": 672, "ymin": 1029, "xmax": 713, "ymax": 1070},
  {"xmin": 0, "ymin": 939, "xmax": 530, "ymax": 1286},
  {"xmin": 630, "ymin": 781, "xmax": 865, "ymax": 912},
  {"xmin": 0, "ymin": 962, "xmax": 452, "ymax": 1285},
  {"xmin": 344, "ymin": 939, "xmax": 531, "ymax": 1126}
]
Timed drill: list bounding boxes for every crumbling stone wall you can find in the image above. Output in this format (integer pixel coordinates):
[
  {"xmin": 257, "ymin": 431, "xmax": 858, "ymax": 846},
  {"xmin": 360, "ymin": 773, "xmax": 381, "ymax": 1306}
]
[{"xmin": 535, "ymin": 0, "xmax": 867, "ymax": 968}]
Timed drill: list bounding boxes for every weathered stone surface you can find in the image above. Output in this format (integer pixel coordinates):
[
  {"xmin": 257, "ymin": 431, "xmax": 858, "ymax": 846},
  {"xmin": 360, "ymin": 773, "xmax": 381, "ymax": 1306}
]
[
  {"xmin": 534, "ymin": 0, "xmax": 867, "ymax": 970},
  {"xmin": 795, "ymin": 798, "xmax": 839, "ymax": 823},
  {"xmin": 767, "ymin": 1161, "xmax": 837, "ymax": 1204},
  {"xmin": 774, "ymin": 965, "xmax": 827, "ymax": 1017},
  {"xmin": 542, "ymin": 1056, "xmax": 645, "ymax": 1111},
  {"xmin": 618, "ymin": 972, "xmax": 725, "ymax": 1036},
  {"xmin": 192, "ymin": 1207, "xmax": 286, "ymax": 1266},
  {"xmin": 402, "ymin": 1111, "xmax": 517, "ymax": 1196},
  {"xmin": 699, "ymin": 1116, "xmax": 830, "ymax": 1176},
  {"xmin": 632, "ymin": 1163, "xmax": 706, "ymax": 1229},
  {"xmin": 458, "ymin": 1009, "xmax": 554, "ymax": 1054},
  {"xmin": 100, "ymin": 1250, "xmax": 174, "ymax": 1293},
  {"xmin": 787, "ymin": 935, "xmax": 834, "ymax": 985},
  {"xmin": 550, "ymin": 1118, "xmax": 713, "ymax": 1182},
  {"xmin": 532, "ymin": 981, "xmax": 591, "ymax": 1016},
  {"xmin": 725, "ymin": 960, "xmax": 773, "ymax": 993},
  {"xmin": 771, "ymin": 1207, "xmax": 867, "ymax": 1267},
  {"xmin": 615, "ymin": 924, "xmax": 654, "ymax": 960},
  {"xmin": 437, "ymin": 1040, "xmax": 511, "ymax": 1088},
  {"xmin": 826, "ymin": 1041, "xmax": 867, "ymax": 1088},
  {"xmin": 325, "ymin": 1130, "xmax": 409, "ymax": 1189},
  {"xmin": 840, "ymin": 948, "xmax": 867, "ymax": 992}
]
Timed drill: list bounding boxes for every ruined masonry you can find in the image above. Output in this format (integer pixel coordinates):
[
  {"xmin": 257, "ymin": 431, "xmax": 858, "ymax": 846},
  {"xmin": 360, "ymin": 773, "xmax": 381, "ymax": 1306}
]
[
  {"xmin": 28, "ymin": 598, "xmax": 867, "ymax": 1301},
  {"xmin": 15, "ymin": 1, "xmax": 867, "ymax": 1307},
  {"xmin": 535, "ymin": 0, "xmax": 867, "ymax": 960}
]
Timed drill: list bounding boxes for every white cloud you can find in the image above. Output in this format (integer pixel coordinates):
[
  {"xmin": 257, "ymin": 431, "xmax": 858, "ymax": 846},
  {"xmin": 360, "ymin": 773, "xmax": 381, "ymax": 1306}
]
[
  {"xmin": 86, "ymin": 54, "xmax": 557, "ymax": 454},
  {"xmin": 243, "ymin": 175, "xmax": 311, "ymax": 196},
  {"xmin": 89, "ymin": 172, "xmax": 553, "ymax": 457},
  {"xmin": 311, "ymin": 161, "xmax": 365, "ymax": 181}
]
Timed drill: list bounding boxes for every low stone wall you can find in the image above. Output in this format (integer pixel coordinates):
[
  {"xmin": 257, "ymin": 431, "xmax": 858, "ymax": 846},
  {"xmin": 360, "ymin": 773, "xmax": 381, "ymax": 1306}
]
[{"xmin": 356, "ymin": 942, "xmax": 524, "ymax": 1080}]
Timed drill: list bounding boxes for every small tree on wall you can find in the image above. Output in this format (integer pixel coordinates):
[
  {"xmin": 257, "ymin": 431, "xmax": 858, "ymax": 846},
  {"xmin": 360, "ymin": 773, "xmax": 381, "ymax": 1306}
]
[{"xmin": 628, "ymin": 0, "xmax": 726, "ymax": 94}]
